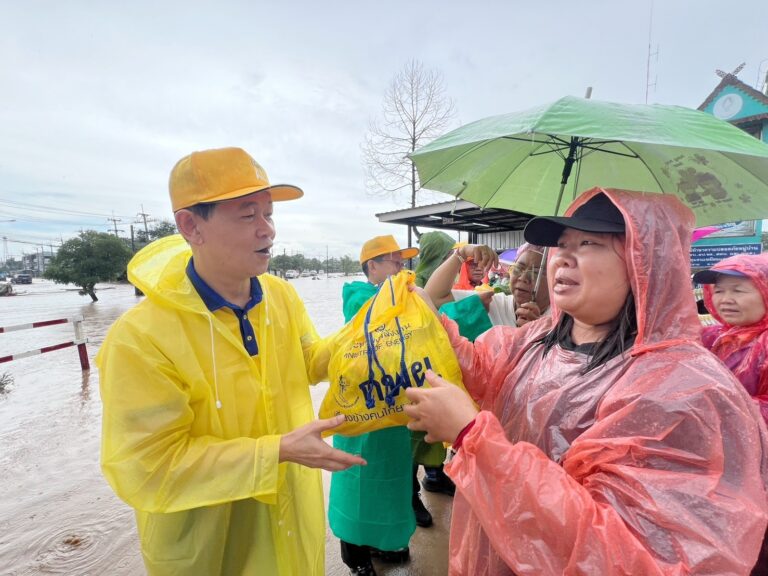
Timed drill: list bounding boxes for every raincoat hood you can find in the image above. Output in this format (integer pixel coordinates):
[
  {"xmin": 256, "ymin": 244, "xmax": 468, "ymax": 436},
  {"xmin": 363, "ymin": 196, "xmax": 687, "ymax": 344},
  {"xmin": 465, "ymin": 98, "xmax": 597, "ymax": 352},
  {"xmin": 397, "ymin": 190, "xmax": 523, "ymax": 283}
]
[
  {"xmin": 415, "ymin": 231, "xmax": 455, "ymax": 288},
  {"xmin": 453, "ymin": 260, "xmax": 490, "ymax": 291},
  {"xmin": 515, "ymin": 242, "xmax": 544, "ymax": 260},
  {"xmin": 552, "ymin": 187, "xmax": 701, "ymax": 352},
  {"xmin": 127, "ymin": 234, "xmax": 198, "ymax": 311}
]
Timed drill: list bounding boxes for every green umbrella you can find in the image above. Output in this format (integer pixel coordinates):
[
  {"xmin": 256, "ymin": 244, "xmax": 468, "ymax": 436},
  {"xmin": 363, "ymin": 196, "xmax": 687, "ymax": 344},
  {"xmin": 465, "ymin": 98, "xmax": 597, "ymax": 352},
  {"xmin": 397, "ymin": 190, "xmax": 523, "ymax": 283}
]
[{"xmin": 411, "ymin": 95, "xmax": 768, "ymax": 226}]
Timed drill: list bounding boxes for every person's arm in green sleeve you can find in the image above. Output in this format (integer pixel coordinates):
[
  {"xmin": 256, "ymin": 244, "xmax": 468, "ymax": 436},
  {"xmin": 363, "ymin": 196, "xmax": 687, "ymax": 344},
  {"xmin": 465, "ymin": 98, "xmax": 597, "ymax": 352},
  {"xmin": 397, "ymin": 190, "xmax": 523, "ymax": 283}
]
[{"xmin": 439, "ymin": 292, "xmax": 494, "ymax": 342}]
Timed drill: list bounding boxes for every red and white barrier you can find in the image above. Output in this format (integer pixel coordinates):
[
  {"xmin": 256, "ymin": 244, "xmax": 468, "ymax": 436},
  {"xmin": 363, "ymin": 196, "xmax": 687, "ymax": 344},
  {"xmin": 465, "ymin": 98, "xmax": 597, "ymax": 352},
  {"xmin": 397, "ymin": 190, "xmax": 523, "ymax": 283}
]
[{"xmin": 0, "ymin": 315, "xmax": 90, "ymax": 370}]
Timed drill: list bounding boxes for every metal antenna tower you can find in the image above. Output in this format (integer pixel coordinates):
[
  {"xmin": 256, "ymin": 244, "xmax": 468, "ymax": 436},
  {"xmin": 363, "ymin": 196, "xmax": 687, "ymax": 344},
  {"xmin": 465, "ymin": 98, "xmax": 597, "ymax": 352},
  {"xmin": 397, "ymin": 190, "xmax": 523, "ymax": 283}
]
[{"xmin": 645, "ymin": 0, "xmax": 659, "ymax": 103}]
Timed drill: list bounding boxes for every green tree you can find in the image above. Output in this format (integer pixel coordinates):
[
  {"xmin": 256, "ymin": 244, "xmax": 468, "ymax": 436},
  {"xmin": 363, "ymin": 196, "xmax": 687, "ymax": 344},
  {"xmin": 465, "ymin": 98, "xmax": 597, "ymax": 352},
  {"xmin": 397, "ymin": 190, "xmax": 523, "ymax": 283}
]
[
  {"xmin": 45, "ymin": 231, "xmax": 132, "ymax": 302},
  {"xmin": 0, "ymin": 257, "xmax": 21, "ymax": 273},
  {"xmin": 148, "ymin": 219, "xmax": 178, "ymax": 240},
  {"xmin": 339, "ymin": 255, "xmax": 359, "ymax": 276},
  {"xmin": 136, "ymin": 219, "xmax": 178, "ymax": 245}
]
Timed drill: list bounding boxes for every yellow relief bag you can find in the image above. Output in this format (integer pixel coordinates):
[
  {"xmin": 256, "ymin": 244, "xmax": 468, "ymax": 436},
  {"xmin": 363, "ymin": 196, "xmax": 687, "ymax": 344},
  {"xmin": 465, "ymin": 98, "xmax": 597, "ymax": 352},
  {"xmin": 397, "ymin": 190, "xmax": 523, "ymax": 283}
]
[{"xmin": 320, "ymin": 270, "xmax": 467, "ymax": 436}]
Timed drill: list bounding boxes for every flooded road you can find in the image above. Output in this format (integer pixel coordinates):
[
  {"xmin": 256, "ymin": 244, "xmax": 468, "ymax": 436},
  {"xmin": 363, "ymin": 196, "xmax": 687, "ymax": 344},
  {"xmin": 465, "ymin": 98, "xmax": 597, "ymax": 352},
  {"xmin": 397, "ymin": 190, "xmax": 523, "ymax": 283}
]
[{"xmin": 0, "ymin": 277, "xmax": 450, "ymax": 575}]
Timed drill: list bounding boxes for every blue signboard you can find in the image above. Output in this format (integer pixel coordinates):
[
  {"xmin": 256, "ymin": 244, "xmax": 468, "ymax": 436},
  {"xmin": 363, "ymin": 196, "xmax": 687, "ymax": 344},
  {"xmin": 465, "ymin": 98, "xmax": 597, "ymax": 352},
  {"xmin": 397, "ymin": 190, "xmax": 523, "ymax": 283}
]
[{"xmin": 691, "ymin": 243, "xmax": 762, "ymax": 268}]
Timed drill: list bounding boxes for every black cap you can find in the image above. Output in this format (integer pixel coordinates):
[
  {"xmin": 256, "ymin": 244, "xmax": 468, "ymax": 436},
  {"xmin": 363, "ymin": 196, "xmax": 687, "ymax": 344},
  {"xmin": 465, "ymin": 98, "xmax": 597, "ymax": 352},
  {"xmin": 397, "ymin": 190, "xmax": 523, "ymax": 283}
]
[
  {"xmin": 524, "ymin": 193, "xmax": 626, "ymax": 247},
  {"xmin": 692, "ymin": 269, "xmax": 747, "ymax": 284}
]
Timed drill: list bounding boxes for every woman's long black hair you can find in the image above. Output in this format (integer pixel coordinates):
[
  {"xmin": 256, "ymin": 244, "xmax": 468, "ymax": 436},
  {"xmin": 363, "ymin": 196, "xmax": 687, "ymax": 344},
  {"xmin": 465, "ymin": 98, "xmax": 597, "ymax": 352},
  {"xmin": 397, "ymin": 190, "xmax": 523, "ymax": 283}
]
[{"xmin": 536, "ymin": 291, "xmax": 637, "ymax": 374}]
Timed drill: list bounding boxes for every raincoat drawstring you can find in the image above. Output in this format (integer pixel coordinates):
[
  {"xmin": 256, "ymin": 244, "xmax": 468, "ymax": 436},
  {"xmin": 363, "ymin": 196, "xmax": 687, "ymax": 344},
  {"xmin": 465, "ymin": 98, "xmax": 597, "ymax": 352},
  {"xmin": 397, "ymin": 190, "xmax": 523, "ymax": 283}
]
[{"xmin": 207, "ymin": 314, "xmax": 222, "ymax": 409}]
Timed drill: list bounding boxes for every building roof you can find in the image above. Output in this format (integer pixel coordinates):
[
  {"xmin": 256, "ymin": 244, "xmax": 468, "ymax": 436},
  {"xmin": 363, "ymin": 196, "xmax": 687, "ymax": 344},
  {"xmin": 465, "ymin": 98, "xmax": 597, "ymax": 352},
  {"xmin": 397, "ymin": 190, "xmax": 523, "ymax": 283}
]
[
  {"xmin": 698, "ymin": 73, "xmax": 768, "ymax": 122},
  {"xmin": 376, "ymin": 199, "xmax": 534, "ymax": 233}
]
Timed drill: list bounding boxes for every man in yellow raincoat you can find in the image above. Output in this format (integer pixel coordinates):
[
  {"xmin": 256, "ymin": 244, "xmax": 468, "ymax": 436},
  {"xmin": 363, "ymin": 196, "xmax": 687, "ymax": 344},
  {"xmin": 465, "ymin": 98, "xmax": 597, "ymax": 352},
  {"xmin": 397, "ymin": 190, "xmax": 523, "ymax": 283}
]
[{"xmin": 97, "ymin": 147, "xmax": 365, "ymax": 575}]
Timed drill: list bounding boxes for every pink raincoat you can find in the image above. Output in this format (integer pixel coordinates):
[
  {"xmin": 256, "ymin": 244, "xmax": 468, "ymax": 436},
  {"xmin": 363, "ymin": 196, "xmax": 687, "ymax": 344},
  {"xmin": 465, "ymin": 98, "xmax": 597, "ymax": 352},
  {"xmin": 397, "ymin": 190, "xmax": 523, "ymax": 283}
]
[
  {"xmin": 442, "ymin": 188, "xmax": 768, "ymax": 575},
  {"xmin": 701, "ymin": 253, "xmax": 768, "ymax": 425}
]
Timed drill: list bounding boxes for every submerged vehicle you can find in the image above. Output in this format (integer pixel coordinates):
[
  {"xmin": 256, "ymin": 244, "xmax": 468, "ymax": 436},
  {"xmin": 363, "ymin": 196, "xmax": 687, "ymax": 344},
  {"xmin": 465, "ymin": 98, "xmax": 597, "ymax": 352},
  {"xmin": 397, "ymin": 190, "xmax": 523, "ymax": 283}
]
[{"xmin": 284, "ymin": 270, "xmax": 299, "ymax": 279}]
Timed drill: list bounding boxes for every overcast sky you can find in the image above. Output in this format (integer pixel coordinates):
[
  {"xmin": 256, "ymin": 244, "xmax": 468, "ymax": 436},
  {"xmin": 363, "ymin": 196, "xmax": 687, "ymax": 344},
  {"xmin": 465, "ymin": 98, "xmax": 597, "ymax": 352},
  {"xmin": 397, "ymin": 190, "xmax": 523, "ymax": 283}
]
[{"xmin": 1, "ymin": 0, "xmax": 766, "ymax": 261}]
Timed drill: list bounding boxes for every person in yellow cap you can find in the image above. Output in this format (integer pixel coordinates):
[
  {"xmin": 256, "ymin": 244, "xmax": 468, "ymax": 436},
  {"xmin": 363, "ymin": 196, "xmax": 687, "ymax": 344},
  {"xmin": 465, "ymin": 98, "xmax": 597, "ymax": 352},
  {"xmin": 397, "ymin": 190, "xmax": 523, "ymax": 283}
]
[
  {"xmin": 340, "ymin": 235, "xmax": 418, "ymax": 320},
  {"xmin": 96, "ymin": 147, "xmax": 365, "ymax": 576},
  {"xmin": 329, "ymin": 235, "xmax": 420, "ymax": 575}
]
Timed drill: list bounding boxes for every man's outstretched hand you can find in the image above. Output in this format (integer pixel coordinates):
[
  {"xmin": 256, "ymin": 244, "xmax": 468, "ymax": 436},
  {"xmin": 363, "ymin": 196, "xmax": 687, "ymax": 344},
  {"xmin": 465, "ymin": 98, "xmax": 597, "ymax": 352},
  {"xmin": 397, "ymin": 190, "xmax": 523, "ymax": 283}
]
[{"xmin": 279, "ymin": 415, "xmax": 367, "ymax": 471}]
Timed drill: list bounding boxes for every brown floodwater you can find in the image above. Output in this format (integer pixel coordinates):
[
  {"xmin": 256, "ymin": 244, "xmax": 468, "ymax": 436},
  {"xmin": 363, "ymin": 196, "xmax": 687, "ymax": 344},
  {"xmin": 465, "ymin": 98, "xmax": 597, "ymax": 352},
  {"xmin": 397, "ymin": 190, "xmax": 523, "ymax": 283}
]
[{"xmin": 0, "ymin": 277, "xmax": 450, "ymax": 575}]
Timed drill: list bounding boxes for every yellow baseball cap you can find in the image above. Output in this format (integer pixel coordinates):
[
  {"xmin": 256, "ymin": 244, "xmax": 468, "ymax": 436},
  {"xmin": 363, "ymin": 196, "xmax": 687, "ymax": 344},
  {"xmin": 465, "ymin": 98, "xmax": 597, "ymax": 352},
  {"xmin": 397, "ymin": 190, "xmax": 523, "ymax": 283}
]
[
  {"xmin": 360, "ymin": 235, "xmax": 419, "ymax": 263},
  {"xmin": 169, "ymin": 147, "xmax": 303, "ymax": 212}
]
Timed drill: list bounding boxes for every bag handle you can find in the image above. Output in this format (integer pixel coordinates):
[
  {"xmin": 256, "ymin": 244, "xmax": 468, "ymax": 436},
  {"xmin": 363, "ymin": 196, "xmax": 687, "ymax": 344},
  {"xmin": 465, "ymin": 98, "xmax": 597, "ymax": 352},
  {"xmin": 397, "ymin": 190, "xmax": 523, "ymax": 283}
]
[
  {"xmin": 362, "ymin": 275, "xmax": 410, "ymax": 408},
  {"xmin": 352, "ymin": 271, "xmax": 412, "ymax": 331}
]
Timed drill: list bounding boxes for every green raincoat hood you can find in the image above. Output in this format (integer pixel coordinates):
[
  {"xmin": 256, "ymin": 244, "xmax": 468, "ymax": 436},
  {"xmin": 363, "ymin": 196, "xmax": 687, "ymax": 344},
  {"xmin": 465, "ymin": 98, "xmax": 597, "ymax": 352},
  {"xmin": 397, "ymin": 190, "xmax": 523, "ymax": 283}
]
[{"xmin": 414, "ymin": 231, "xmax": 455, "ymax": 288}]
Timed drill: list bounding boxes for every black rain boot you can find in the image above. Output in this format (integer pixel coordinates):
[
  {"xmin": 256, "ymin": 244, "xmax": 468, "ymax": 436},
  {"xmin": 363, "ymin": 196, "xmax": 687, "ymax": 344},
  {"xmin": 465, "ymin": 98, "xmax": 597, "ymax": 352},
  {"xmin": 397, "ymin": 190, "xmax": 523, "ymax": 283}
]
[{"xmin": 412, "ymin": 466, "xmax": 433, "ymax": 527}]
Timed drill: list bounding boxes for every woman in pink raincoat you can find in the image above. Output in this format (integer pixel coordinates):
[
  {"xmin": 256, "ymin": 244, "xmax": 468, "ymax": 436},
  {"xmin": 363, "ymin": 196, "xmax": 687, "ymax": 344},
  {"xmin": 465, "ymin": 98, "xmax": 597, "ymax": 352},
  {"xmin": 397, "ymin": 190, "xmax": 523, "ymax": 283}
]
[
  {"xmin": 405, "ymin": 188, "xmax": 768, "ymax": 575},
  {"xmin": 695, "ymin": 253, "xmax": 768, "ymax": 574},
  {"xmin": 694, "ymin": 253, "xmax": 768, "ymax": 423}
]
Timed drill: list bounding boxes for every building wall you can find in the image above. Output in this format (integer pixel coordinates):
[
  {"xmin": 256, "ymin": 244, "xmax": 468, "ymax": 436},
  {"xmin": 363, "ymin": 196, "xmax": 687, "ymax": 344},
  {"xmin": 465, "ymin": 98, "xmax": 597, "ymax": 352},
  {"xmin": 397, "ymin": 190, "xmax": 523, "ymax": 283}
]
[{"xmin": 477, "ymin": 229, "xmax": 526, "ymax": 251}]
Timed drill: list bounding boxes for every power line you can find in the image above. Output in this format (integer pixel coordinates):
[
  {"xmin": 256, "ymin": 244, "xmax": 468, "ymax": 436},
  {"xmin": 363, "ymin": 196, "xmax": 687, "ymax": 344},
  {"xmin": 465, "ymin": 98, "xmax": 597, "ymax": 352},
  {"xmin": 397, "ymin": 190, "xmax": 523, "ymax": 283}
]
[
  {"xmin": 0, "ymin": 198, "xmax": 133, "ymax": 219},
  {"xmin": 3, "ymin": 236, "xmax": 56, "ymax": 247}
]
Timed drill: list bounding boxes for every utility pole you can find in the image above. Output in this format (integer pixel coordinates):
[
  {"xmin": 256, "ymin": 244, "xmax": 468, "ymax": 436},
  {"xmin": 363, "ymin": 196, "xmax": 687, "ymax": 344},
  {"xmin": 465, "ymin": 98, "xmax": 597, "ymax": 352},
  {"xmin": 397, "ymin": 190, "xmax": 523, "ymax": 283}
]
[
  {"xmin": 137, "ymin": 204, "xmax": 152, "ymax": 239},
  {"xmin": 107, "ymin": 213, "xmax": 121, "ymax": 237}
]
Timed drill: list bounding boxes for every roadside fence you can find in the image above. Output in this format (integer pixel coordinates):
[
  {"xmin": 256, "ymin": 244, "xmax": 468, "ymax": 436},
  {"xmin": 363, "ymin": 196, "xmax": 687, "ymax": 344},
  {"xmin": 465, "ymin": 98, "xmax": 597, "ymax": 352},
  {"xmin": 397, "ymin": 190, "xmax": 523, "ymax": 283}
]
[{"xmin": 0, "ymin": 316, "xmax": 90, "ymax": 370}]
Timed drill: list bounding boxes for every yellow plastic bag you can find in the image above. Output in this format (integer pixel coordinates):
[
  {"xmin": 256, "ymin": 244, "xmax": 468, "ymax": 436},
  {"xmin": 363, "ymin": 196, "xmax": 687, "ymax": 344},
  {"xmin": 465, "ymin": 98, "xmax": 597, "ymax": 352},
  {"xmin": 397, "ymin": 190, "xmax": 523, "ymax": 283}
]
[{"xmin": 320, "ymin": 270, "xmax": 466, "ymax": 436}]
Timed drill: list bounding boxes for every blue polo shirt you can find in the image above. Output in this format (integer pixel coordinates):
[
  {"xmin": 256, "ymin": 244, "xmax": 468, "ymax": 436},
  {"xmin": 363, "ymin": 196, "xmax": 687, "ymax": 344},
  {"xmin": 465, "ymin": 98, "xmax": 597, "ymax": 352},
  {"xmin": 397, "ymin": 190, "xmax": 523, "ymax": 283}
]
[{"xmin": 186, "ymin": 258, "xmax": 263, "ymax": 356}]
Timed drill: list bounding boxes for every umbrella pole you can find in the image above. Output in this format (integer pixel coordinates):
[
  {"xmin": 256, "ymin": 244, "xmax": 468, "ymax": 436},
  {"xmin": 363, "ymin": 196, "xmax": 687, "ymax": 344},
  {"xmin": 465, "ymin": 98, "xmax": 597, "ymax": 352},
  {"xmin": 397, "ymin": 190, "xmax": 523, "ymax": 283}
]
[
  {"xmin": 532, "ymin": 247, "xmax": 548, "ymax": 304},
  {"xmin": 552, "ymin": 137, "xmax": 579, "ymax": 216},
  {"xmin": 532, "ymin": 137, "xmax": 579, "ymax": 304}
]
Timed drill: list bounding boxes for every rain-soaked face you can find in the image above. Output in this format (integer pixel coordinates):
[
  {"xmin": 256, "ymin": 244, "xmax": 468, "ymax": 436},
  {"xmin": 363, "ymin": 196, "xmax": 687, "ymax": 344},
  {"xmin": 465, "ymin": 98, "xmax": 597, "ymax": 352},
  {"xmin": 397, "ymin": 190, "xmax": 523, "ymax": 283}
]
[
  {"xmin": 509, "ymin": 250, "xmax": 550, "ymax": 310},
  {"xmin": 549, "ymin": 229, "xmax": 630, "ymax": 328},
  {"xmin": 467, "ymin": 260, "xmax": 485, "ymax": 284},
  {"xmin": 712, "ymin": 275, "xmax": 766, "ymax": 326}
]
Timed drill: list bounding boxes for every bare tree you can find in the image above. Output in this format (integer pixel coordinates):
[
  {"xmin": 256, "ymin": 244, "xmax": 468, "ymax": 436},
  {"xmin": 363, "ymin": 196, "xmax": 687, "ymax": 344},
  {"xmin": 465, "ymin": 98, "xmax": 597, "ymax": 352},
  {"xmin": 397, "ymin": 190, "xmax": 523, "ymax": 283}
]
[{"xmin": 363, "ymin": 60, "xmax": 455, "ymax": 248}]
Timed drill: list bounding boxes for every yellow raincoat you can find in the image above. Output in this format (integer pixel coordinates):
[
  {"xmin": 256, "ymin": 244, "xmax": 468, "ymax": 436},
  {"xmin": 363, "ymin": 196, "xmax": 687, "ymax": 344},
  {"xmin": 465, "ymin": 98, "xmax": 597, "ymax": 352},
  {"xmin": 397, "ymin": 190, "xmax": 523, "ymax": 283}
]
[{"xmin": 97, "ymin": 235, "xmax": 331, "ymax": 575}]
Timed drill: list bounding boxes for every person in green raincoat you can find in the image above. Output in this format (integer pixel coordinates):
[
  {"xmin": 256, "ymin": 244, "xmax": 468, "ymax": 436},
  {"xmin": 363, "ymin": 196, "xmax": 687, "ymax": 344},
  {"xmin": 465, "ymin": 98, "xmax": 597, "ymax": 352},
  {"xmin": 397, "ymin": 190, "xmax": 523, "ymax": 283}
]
[
  {"xmin": 97, "ymin": 147, "xmax": 365, "ymax": 576},
  {"xmin": 330, "ymin": 235, "xmax": 419, "ymax": 576}
]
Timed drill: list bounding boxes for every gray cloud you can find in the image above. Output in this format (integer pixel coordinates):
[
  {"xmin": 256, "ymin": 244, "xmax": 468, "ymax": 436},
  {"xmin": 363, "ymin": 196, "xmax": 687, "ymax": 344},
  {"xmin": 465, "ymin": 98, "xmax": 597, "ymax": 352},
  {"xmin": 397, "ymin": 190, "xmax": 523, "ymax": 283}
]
[{"xmin": 1, "ymin": 0, "xmax": 765, "ymax": 257}]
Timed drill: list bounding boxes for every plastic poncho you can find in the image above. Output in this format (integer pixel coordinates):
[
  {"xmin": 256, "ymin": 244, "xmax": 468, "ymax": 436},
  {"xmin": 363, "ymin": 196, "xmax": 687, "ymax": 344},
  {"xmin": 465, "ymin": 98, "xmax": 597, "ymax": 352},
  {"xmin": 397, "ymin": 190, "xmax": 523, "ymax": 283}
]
[
  {"xmin": 342, "ymin": 280, "xmax": 377, "ymax": 324},
  {"xmin": 329, "ymin": 279, "xmax": 415, "ymax": 550},
  {"xmin": 414, "ymin": 231, "xmax": 455, "ymax": 288},
  {"xmin": 441, "ymin": 188, "xmax": 768, "ymax": 575},
  {"xmin": 701, "ymin": 253, "xmax": 768, "ymax": 424},
  {"xmin": 97, "ymin": 235, "xmax": 331, "ymax": 576}
]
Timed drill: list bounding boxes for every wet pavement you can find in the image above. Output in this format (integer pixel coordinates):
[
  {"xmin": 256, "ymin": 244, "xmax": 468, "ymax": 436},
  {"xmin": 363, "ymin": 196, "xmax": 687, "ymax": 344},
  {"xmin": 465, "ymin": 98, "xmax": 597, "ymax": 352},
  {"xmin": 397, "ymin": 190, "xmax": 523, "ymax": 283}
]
[{"xmin": 0, "ymin": 277, "xmax": 450, "ymax": 575}]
